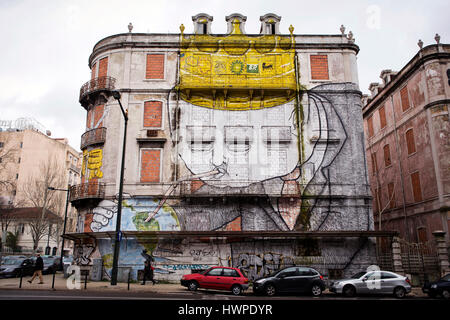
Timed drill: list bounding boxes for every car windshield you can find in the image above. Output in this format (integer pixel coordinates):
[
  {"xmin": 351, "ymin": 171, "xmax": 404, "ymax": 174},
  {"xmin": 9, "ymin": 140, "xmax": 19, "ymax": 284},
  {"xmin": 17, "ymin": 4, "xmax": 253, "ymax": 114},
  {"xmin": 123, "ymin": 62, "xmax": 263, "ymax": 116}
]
[
  {"xmin": 1, "ymin": 259, "xmax": 20, "ymax": 265},
  {"xmin": 351, "ymin": 271, "xmax": 367, "ymax": 279},
  {"xmin": 441, "ymin": 274, "xmax": 450, "ymax": 281}
]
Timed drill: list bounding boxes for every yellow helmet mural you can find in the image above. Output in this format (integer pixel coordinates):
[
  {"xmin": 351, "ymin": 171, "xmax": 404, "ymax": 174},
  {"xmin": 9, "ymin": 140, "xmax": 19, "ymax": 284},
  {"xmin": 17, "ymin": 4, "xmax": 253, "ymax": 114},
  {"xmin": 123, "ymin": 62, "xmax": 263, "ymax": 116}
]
[{"xmin": 179, "ymin": 19, "xmax": 297, "ymax": 110}]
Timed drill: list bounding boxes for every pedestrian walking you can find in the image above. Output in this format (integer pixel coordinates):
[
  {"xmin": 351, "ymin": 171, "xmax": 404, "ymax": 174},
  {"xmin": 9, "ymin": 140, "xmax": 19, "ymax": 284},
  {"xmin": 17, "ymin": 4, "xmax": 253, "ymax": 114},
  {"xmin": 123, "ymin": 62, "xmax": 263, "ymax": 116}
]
[
  {"xmin": 141, "ymin": 260, "xmax": 156, "ymax": 285},
  {"xmin": 28, "ymin": 252, "xmax": 44, "ymax": 284}
]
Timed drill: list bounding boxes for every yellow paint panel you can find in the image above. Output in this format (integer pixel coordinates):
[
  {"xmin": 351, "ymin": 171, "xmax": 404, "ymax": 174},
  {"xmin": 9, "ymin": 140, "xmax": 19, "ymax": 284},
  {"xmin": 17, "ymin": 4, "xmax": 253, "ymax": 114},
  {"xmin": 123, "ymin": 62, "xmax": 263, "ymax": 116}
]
[{"xmin": 179, "ymin": 21, "xmax": 297, "ymax": 110}]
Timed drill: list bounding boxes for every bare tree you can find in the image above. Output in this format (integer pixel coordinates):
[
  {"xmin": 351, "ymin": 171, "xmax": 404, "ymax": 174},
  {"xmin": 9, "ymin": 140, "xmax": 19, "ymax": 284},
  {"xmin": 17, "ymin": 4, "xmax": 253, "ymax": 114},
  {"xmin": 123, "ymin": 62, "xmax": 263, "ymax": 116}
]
[{"xmin": 20, "ymin": 154, "xmax": 66, "ymax": 251}]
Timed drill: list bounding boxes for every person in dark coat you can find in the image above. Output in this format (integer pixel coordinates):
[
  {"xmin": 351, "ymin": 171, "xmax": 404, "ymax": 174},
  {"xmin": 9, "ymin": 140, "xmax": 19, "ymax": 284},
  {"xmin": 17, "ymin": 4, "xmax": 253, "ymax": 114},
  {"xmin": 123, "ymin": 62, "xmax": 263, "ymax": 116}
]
[
  {"xmin": 28, "ymin": 252, "xmax": 44, "ymax": 284},
  {"xmin": 141, "ymin": 250, "xmax": 156, "ymax": 285},
  {"xmin": 141, "ymin": 260, "xmax": 156, "ymax": 285}
]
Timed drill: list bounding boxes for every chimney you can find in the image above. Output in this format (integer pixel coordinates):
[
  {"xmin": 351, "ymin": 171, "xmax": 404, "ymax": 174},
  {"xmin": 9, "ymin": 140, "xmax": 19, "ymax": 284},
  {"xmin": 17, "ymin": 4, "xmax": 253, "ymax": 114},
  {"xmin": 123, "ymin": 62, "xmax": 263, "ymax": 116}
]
[
  {"xmin": 368, "ymin": 82, "xmax": 381, "ymax": 97},
  {"xmin": 380, "ymin": 69, "xmax": 397, "ymax": 86}
]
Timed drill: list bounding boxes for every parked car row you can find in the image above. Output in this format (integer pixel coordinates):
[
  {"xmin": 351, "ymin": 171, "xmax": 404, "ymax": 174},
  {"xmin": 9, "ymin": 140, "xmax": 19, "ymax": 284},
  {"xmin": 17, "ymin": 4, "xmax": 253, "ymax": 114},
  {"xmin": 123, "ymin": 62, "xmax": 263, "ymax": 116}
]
[
  {"xmin": 0, "ymin": 255, "xmax": 68, "ymax": 278},
  {"xmin": 180, "ymin": 266, "xmax": 428, "ymax": 299}
]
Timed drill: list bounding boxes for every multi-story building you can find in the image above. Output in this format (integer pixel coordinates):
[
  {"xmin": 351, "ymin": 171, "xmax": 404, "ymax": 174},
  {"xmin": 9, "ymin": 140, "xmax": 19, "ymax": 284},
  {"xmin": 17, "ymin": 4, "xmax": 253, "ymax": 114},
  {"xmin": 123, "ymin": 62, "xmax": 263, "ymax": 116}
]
[
  {"xmin": 69, "ymin": 13, "xmax": 382, "ymax": 281},
  {"xmin": 362, "ymin": 40, "xmax": 450, "ymax": 248},
  {"xmin": 0, "ymin": 120, "xmax": 82, "ymax": 253}
]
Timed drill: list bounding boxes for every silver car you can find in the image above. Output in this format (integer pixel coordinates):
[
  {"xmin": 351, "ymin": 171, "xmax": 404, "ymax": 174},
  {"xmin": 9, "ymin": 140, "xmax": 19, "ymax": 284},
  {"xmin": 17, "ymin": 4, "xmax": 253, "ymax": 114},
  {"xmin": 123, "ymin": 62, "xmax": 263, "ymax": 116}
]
[{"xmin": 329, "ymin": 270, "xmax": 411, "ymax": 298}]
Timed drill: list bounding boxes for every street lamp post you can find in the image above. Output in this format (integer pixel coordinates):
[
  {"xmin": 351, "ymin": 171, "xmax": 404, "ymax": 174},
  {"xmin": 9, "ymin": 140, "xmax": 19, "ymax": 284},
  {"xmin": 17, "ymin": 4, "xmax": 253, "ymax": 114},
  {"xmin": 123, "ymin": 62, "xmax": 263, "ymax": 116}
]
[
  {"xmin": 48, "ymin": 186, "xmax": 70, "ymax": 271},
  {"xmin": 110, "ymin": 90, "xmax": 128, "ymax": 285}
]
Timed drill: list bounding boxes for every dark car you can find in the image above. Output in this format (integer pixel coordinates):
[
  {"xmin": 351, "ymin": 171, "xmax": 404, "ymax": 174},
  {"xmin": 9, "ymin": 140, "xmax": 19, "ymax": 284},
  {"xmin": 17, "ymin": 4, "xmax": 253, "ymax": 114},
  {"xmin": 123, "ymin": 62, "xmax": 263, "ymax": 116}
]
[
  {"xmin": 0, "ymin": 257, "xmax": 34, "ymax": 278},
  {"xmin": 181, "ymin": 266, "xmax": 249, "ymax": 295},
  {"xmin": 253, "ymin": 266, "xmax": 326, "ymax": 297},
  {"xmin": 422, "ymin": 274, "xmax": 450, "ymax": 299}
]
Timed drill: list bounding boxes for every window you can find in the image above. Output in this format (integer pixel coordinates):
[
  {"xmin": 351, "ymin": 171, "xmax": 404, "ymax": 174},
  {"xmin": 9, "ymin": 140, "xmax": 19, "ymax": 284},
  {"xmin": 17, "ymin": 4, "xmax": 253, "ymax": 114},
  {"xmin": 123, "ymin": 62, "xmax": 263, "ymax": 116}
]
[
  {"xmin": 20, "ymin": 142, "xmax": 23, "ymax": 148},
  {"xmin": 388, "ymin": 182, "xmax": 396, "ymax": 209},
  {"xmin": 206, "ymin": 268, "xmax": 223, "ymax": 276},
  {"xmin": 0, "ymin": 142, "xmax": 3, "ymax": 148},
  {"xmin": 411, "ymin": 171, "xmax": 422, "ymax": 202},
  {"xmin": 277, "ymin": 267, "xmax": 298, "ymax": 278},
  {"xmin": 374, "ymin": 188, "xmax": 381, "ymax": 213},
  {"xmin": 310, "ymin": 55, "xmax": 329, "ymax": 80},
  {"xmin": 405, "ymin": 129, "xmax": 416, "ymax": 155},
  {"xmin": 367, "ymin": 115, "xmax": 374, "ymax": 138},
  {"xmin": 383, "ymin": 144, "xmax": 391, "ymax": 167},
  {"xmin": 140, "ymin": 149, "xmax": 161, "ymax": 183},
  {"xmin": 143, "ymin": 101, "xmax": 163, "ymax": 128},
  {"xmin": 417, "ymin": 227, "xmax": 428, "ymax": 243},
  {"xmin": 379, "ymin": 105, "xmax": 387, "ymax": 129},
  {"xmin": 98, "ymin": 57, "xmax": 108, "ymax": 78},
  {"xmin": 223, "ymin": 269, "xmax": 240, "ymax": 277},
  {"xmin": 400, "ymin": 86, "xmax": 410, "ymax": 112},
  {"xmin": 381, "ymin": 272, "xmax": 397, "ymax": 279},
  {"xmin": 371, "ymin": 152, "xmax": 377, "ymax": 175},
  {"xmin": 146, "ymin": 54, "xmax": 165, "ymax": 79}
]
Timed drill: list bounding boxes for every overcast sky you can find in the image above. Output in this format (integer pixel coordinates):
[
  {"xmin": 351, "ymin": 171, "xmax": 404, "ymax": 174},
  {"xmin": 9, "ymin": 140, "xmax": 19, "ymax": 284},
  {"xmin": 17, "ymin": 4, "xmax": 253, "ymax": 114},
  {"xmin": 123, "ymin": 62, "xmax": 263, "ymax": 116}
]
[{"xmin": 0, "ymin": 0, "xmax": 448, "ymax": 151}]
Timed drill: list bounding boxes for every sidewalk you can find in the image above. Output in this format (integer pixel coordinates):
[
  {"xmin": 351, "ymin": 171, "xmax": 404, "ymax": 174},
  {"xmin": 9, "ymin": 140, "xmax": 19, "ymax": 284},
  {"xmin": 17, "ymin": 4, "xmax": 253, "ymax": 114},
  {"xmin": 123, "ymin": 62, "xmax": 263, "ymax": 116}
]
[
  {"xmin": 0, "ymin": 273, "xmax": 184, "ymax": 293},
  {"xmin": 0, "ymin": 273, "xmax": 428, "ymax": 297}
]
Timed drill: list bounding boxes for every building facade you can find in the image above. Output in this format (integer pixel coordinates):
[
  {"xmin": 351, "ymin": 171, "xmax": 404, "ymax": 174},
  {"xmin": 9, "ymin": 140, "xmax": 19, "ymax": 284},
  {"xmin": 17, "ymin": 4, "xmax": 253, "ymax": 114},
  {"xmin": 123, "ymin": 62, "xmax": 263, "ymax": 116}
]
[
  {"xmin": 70, "ymin": 13, "xmax": 376, "ymax": 281},
  {"xmin": 0, "ymin": 123, "xmax": 82, "ymax": 253},
  {"xmin": 362, "ymin": 42, "xmax": 450, "ymax": 248}
]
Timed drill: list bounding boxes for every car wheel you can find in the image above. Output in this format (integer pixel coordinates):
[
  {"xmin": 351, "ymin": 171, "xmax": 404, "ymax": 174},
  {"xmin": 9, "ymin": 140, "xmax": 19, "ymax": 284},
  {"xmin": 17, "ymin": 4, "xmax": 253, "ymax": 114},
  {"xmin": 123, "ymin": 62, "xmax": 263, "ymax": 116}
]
[
  {"xmin": 343, "ymin": 285, "xmax": 356, "ymax": 297},
  {"xmin": 311, "ymin": 284, "xmax": 322, "ymax": 297},
  {"xmin": 393, "ymin": 286, "xmax": 406, "ymax": 299},
  {"xmin": 265, "ymin": 284, "xmax": 276, "ymax": 297},
  {"xmin": 442, "ymin": 290, "xmax": 450, "ymax": 300},
  {"xmin": 188, "ymin": 281, "xmax": 198, "ymax": 291},
  {"xmin": 231, "ymin": 285, "xmax": 242, "ymax": 296}
]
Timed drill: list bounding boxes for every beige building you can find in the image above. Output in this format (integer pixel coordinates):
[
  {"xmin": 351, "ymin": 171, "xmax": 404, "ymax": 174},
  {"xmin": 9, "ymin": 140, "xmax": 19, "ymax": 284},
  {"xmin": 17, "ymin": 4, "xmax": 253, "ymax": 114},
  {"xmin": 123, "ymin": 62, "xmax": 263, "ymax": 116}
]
[{"xmin": 0, "ymin": 123, "xmax": 82, "ymax": 253}]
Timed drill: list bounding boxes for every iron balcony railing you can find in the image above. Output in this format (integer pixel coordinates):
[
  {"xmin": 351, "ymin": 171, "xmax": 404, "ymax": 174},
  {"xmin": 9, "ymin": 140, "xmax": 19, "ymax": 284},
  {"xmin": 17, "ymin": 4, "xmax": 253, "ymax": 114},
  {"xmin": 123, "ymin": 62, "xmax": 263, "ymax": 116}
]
[
  {"xmin": 80, "ymin": 127, "xmax": 107, "ymax": 150},
  {"xmin": 79, "ymin": 76, "xmax": 116, "ymax": 106},
  {"xmin": 69, "ymin": 182, "xmax": 105, "ymax": 203}
]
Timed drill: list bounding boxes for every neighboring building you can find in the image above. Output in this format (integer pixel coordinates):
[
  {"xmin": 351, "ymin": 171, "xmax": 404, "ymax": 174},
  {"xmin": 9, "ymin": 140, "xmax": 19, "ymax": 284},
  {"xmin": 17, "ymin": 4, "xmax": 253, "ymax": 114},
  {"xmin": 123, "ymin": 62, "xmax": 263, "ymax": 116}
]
[
  {"xmin": 362, "ymin": 42, "xmax": 450, "ymax": 248},
  {"xmin": 0, "ymin": 207, "xmax": 61, "ymax": 254},
  {"xmin": 0, "ymin": 120, "xmax": 82, "ymax": 253},
  {"xmin": 69, "ymin": 13, "xmax": 381, "ymax": 282}
]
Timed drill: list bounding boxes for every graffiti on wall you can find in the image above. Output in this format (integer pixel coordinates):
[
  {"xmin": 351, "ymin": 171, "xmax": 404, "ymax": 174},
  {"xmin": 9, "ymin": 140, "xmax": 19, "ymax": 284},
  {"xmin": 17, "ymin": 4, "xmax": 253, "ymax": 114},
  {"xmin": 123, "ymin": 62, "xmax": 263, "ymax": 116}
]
[{"xmin": 235, "ymin": 252, "xmax": 294, "ymax": 281}]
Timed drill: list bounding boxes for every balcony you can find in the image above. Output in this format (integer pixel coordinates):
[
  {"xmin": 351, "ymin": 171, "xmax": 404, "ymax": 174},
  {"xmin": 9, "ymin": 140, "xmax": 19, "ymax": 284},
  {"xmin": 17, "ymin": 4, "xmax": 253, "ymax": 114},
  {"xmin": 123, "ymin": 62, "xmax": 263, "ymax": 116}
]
[
  {"xmin": 79, "ymin": 76, "xmax": 116, "ymax": 108},
  {"xmin": 80, "ymin": 127, "xmax": 107, "ymax": 150},
  {"xmin": 69, "ymin": 182, "xmax": 105, "ymax": 206},
  {"xmin": 179, "ymin": 180, "xmax": 302, "ymax": 197}
]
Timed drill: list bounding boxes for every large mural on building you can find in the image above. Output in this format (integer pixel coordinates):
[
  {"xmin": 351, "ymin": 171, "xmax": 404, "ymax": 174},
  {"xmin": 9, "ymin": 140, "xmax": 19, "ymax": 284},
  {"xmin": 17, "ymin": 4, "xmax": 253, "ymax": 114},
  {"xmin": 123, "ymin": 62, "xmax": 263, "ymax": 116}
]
[{"xmin": 75, "ymin": 19, "xmax": 374, "ymax": 281}]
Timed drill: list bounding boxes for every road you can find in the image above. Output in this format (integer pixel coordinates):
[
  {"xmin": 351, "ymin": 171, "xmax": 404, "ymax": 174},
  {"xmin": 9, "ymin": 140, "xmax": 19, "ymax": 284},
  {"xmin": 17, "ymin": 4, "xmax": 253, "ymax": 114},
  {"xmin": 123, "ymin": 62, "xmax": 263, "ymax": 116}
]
[{"xmin": 0, "ymin": 288, "xmax": 439, "ymax": 300}]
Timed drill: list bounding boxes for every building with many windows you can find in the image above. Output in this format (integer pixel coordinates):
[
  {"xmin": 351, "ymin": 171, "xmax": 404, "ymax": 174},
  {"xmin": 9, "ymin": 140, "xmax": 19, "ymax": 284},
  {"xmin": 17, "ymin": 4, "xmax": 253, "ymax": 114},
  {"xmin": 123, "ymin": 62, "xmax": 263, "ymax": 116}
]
[
  {"xmin": 0, "ymin": 121, "xmax": 82, "ymax": 254},
  {"xmin": 68, "ymin": 13, "xmax": 384, "ymax": 282},
  {"xmin": 362, "ymin": 41, "xmax": 449, "ymax": 249}
]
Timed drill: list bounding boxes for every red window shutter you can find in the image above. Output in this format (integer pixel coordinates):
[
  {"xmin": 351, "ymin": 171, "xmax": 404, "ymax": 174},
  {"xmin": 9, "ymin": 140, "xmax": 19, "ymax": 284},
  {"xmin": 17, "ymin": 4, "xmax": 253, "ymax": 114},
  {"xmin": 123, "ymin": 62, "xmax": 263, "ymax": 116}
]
[
  {"xmin": 406, "ymin": 129, "xmax": 416, "ymax": 155},
  {"xmin": 411, "ymin": 172, "xmax": 422, "ymax": 202},
  {"xmin": 371, "ymin": 152, "xmax": 377, "ymax": 175},
  {"xmin": 388, "ymin": 182, "xmax": 395, "ymax": 209},
  {"xmin": 379, "ymin": 105, "xmax": 387, "ymax": 129},
  {"xmin": 367, "ymin": 116, "xmax": 374, "ymax": 137},
  {"xmin": 98, "ymin": 57, "xmax": 108, "ymax": 78},
  {"xmin": 417, "ymin": 227, "xmax": 427, "ymax": 243},
  {"xmin": 400, "ymin": 86, "xmax": 410, "ymax": 112},
  {"xmin": 140, "ymin": 149, "xmax": 161, "ymax": 183},
  {"xmin": 93, "ymin": 104, "xmax": 105, "ymax": 128},
  {"xmin": 383, "ymin": 144, "xmax": 391, "ymax": 167},
  {"xmin": 91, "ymin": 62, "xmax": 97, "ymax": 80},
  {"xmin": 146, "ymin": 54, "xmax": 165, "ymax": 79},
  {"xmin": 143, "ymin": 101, "xmax": 163, "ymax": 128},
  {"xmin": 310, "ymin": 55, "xmax": 329, "ymax": 80},
  {"xmin": 374, "ymin": 188, "xmax": 381, "ymax": 213}
]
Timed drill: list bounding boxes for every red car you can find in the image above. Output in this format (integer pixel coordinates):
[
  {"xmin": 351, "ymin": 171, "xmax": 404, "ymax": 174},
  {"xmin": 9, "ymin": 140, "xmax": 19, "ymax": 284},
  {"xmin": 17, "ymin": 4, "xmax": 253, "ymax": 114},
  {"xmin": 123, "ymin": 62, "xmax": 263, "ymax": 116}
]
[{"xmin": 181, "ymin": 266, "xmax": 249, "ymax": 295}]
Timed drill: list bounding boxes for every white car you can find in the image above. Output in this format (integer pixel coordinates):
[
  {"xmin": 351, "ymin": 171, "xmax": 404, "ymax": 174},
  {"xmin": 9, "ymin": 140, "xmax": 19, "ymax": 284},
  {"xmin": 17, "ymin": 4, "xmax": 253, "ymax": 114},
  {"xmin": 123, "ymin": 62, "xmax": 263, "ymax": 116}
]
[{"xmin": 329, "ymin": 270, "xmax": 411, "ymax": 298}]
